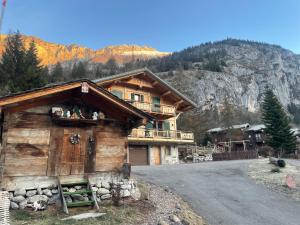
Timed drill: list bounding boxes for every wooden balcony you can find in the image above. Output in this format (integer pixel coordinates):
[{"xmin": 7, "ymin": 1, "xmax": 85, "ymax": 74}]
[
  {"xmin": 127, "ymin": 100, "xmax": 176, "ymax": 116},
  {"xmin": 128, "ymin": 128, "xmax": 194, "ymax": 143}
]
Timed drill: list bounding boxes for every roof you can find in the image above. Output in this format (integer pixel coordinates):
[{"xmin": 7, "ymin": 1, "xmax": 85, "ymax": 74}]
[
  {"xmin": 208, "ymin": 123, "xmax": 250, "ymax": 133},
  {"xmin": 246, "ymin": 124, "xmax": 266, "ymax": 132},
  {"xmin": 93, "ymin": 68, "xmax": 197, "ymax": 109},
  {"xmin": 0, "ymin": 79, "xmax": 153, "ymax": 121}
]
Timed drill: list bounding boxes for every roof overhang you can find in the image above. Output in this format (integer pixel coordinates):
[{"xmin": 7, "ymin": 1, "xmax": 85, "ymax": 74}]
[{"xmin": 93, "ymin": 68, "xmax": 197, "ymax": 112}]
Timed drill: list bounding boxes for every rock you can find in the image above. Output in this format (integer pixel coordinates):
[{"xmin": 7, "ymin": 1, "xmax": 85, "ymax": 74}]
[
  {"xmin": 11, "ymin": 195, "xmax": 25, "ymax": 203},
  {"xmin": 74, "ymin": 185, "xmax": 82, "ymax": 190},
  {"xmin": 43, "ymin": 189, "xmax": 53, "ymax": 197},
  {"xmin": 48, "ymin": 194, "xmax": 60, "ymax": 205},
  {"xmin": 14, "ymin": 188, "xmax": 26, "ymax": 196},
  {"xmin": 26, "ymin": 190, "xmax": 37, "ymax": 197},
  {"xmin": 91, "ymin": 186, "xmax": 98, "ymax": 192},
  {"xmin": 10, "ymin": 201, "xmax": 19, "ymax": 209},
  {"xmin": 19, "ymin": 200, "xmax": 28, "ymax": 209},
  {"xmin": 62, "ymin": 187, "xmax": 69, "ymax": 192},
  {"xmin": 9, "ymin": 192, "xmax": 13, "ymax": 199},
  {"xmin": 97, "ymin": 188, "xmax": 110, "ymax": 195},
  {"xmin": 51, "ymin": 189, "xmax": 59, "ymax": 194},
  {"xmin": 181, "ymin": 219, "xmax": 190, "ymax": 225},
  {"xmin": 121, "ymin": 189, "xmax": 131, "ymax": 197},
  {"xmin": 131, "ymin": 188, "xmax": 141, "ymax": 200},
  {"xmin": 65, "ymin": 195, "xmax": 72, "ymax": 203},
  {"xmin": 169, "ymin": 215, "xmax": 181, "ymax": 223},
  {"xmin": 83, "ymin": 196, "xmax": 89, "ymax": 201},
  {"xmin": 158, "ymin": 219, "xmax": 169, "ymax": 225},
  {"xmin": 28, "ymin": 195, "xmax": 48, "ymax": 204},
  {"xmin": 121, "ymin": 184, "xmax": 132, "ymax": 190},
  {"xmin": 37, "ymin": 187, "xmax": 43, "ymax": 195},
  {"xmin": 175, "ymin": 203, "xmax": 181, "ymax": 210},
  {"xmin": 71, "ymin": 194, "xmax": 85, "ymax": 201},
  {"xmin": 68, "ymin": 188, "xmax": 76, "ymax": 193},
  {"xmin": 96, "ymin": 197, "xmax": 101, "ymax": 203},
  {"xmin": 100, "ymin": 194, "xmax": 112, "ymax": 200},
  {"xmin": 101, "ymin": 181, "xmax": 110, "ymax": 189}
]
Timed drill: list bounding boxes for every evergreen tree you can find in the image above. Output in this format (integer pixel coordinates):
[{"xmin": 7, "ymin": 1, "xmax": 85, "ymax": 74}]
[
  {"xmin": 22, "ymin": 40, "xmax": 47, "ymax": 90},
  {"xmin": 50, "ymin": 62, "xmax": 64, "ymax": 82},
  {"xmin": 70, "ymin": 61, "xmax": 86, "ymax": 79},
  {"xmin": 262, "ymin": 89, "xmax": 296, "ymax": 156},
  {"xmin": 0, "ymin": 32, "xmax": 26, "ymax": 93},
  {"xmin": 105, "ymin": 58, "xmax": 118, "ymax": 75}
]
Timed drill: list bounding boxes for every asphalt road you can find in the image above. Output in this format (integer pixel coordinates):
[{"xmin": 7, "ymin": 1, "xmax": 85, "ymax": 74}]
[{"xmin": 132, "ymin": 160, "xmax": 300, "ymax": 225}]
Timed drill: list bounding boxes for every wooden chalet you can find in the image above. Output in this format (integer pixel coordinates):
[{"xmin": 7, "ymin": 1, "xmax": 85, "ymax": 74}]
[
  {"xmin": 0, "ymin": 80, "xmax": 152, "ymax": 191},
  {"xmin": 94, "ymin": 68, "xmax": 196, "ymax": 165}
]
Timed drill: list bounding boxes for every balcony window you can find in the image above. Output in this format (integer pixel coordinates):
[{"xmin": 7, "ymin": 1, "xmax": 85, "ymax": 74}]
[
  {"xmin": 165, "ymin": 146, "xmax": 171, "ymax": 156},
  {"xmin": 131, "ymin": 93, "xmax": 144, "ymax": 103}
]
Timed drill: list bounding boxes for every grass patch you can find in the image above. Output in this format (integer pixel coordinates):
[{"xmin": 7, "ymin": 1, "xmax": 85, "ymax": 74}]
[{"xmin": 11, "ymin": 202, "xmax": 148, "ymax": 225}]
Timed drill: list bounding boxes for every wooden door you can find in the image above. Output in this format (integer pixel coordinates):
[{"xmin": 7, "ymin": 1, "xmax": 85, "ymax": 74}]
[
  {"xmin": 59, "ymin": 128, "xmax": 87, "ymax": 175},
  {"xmin": 153, "ymin": 146, "xmax": 161, "ymax": 165}
]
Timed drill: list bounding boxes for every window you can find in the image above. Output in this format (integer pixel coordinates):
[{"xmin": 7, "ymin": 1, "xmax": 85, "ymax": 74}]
[
  {"xmin": 165, "ymin": 146, "xmax": 171, "ymax": 156},
  {"xmin": 111, "ymin": 90, "xmax": 123, "ymax": 99},
  {"xmin": 131, "ymin": 93, "xmax": 144, "ymax": 102}
]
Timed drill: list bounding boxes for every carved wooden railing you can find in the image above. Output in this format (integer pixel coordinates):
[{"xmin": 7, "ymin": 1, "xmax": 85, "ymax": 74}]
[
  {"xmin": 129, "ymin": 128, "xmax": 194, "ymax": 141},
  {"xmin": 126, "ymin": 100, "xmax": 176, "ymax": 115}
]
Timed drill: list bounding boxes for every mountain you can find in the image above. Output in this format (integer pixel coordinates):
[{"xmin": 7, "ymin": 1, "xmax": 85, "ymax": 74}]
[
  {"xmin": 0, "ymin": 34, "xmax": 169, "ymax": 65},
  {"xmin": 150, "ymin": 39, "xmax": 300, "ymax": 114}
]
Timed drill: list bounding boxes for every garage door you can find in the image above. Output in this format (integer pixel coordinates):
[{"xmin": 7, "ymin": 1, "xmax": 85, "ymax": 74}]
[{"xmin": 129, "ymin": 145, "xmax": 148, "ymax": 165}]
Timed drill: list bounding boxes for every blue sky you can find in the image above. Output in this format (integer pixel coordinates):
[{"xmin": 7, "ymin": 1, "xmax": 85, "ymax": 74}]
[{"xmin": 2, "ymin": 0, "xmax": 300, "ymax": 53}]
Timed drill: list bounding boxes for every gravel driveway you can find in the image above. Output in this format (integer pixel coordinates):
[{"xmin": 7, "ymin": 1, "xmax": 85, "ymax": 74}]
[{"xmin": 132, "ymin": 160, "xmax": 300, "ymax": 225}]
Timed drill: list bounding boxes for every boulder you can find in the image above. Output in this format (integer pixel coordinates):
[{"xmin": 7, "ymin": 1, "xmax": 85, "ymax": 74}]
[
  {"xmin": 97, "ymin": 188, "xmax": 110, "ymax": 195},
  {"xmin": 101, "ymin": 181, "xmax": 110, "ymax": 189},
  {"xmin": 169, "ymin": 215, "xmax": 181, "ymax": 223},
  {"xmin": 83, "ymin": 196, "xmax": 89, "ymax": 201},
  {"xmin": 11, "ymin": 195, "xmax": 25, "ymax": 203},
  {"xmin": 121, "ymin": 184, "xmax": 132, "ymax": 190},
  {"xmin": 28, "ymin": 195, "xmax": 48, "ymax": 204},
  {"xmin": 175, "ymin": 203, "xmax": 181, "ymax": 210},
  {"xmin": 48, "ymin": 194, "xmax": 60, "ymax": 205},
  {"xmin": 10, "ymin": 201, "xmax": 19, "ymax": 209},
  {"xmin": 130, "ymin": 188, "xmax": 141, "ymax": 200},
  {"xmin": 74, "ymin": 185, "xmax": 82, "ymax": 190},
  {"xmin": 158, "ymin": 219, "xmax": 169, "ymax": 225},
  {"xmin": 14, "ymin": 188, "xmax": 26, "ymax": 196},
  {"xmin": 71, "ymin": 194, "xmax": 85, "ymax": 201},
  {"xmin": 100, "ymin": 194, "xmax": 112, "ymax": 200},
  {"xmin": 121, "ymin": 190, "xmax": 131, "ymax": 198},
  {"xmin": 9, "ymin": 192, "xmax": 14, "ymax": 199},
  {"xmin": 68, "ymin": 188, "xmax": 76, "ymax": 193},
  {"xmin": 51, "ymin": 189, "xmax": 59, "ymax": 194},
  {"xmin": 62, "ymin": 187, "xmax": 69, "ymax": 192},
  {"xmin": 19, "ymin": 200, "xmax": 28, "ymax": 209},
  {"xmin": 43, "ymin": 189, "xmax": 53, "ymax": 197},
  {"xmin": 26, "ymin": 190, "xmax": 37, "ymax": 197},
  {"xmin": 37, "ymin": 187, "xmax": 43, "ymax": 195}
]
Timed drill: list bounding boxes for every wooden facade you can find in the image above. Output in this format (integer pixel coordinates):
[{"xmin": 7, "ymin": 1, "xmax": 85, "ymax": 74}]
[
  {"xmin": 0, "ymin": 80, "xmax": 151, "ymax": 190},
  {"xmin": 94, "ymin": 68, "xmax": 196, "ymax": 165}
]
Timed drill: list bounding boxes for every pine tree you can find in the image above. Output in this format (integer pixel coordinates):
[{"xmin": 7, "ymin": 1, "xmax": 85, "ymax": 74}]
[
  {"xmin": 70, "ymin": 61, "xmax": 86, "ymax": 79},
  {"xmin": 262, "ymin": 88, "xmax": 296, "ymax": 156},
  {"xmin": 50, "ymin": 62, "xmax": 64, "ymax": 82},
  {"xmin": 0, "ymin": 32, "xmax": 26, "ymax": 93},
  {"xmin": 22, "ymin": 40, "xmax": 47, "ymax": 90}
]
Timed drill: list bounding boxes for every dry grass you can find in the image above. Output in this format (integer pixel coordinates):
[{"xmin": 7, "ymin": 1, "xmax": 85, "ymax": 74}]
[
  {"xmin": 248, "ymin": 158, "xmax": 300, "ymax": 201},
  {"xmin": 177, "ymin": 199, "xmax": 207, "ymax": 225}
]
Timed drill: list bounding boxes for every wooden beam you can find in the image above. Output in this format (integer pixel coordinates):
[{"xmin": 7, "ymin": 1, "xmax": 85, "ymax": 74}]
[
  {"xmin": 152, "ymin": 81, "xmax": 158, "ymax": 86},
  {"xmin": 161, "ymin": 91, "xmax": 171, "ymax": 97}
]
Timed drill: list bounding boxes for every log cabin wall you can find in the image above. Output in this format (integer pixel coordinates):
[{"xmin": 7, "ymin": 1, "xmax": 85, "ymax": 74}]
[{"xmin": 1, "ymin": 105, "xmax": 128, "ymax": 179}]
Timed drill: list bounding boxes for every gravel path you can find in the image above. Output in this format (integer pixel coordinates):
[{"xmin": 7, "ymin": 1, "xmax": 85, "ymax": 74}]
[{"xmin": 133, "ymin": 160, "xmax": 300, "ymax": 225}]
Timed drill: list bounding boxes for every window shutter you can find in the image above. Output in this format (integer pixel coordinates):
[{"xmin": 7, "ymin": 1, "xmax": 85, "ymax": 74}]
[
  {"xmin": 141, "ymin": 95, "xmax": 144, "ymax": 103},
  {"xmin": 131, "ymin": 93, "xmax": 135, "ymax": 101}
]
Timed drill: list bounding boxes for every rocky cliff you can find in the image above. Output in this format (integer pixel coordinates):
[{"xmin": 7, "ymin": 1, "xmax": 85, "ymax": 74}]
[
  {"xmin": 0, "ymin": 34, "xmax": 169, "ymax": 65},
  {"xmin": 157, "ymin": 39, "xmax": 300, "ymax": 113}
]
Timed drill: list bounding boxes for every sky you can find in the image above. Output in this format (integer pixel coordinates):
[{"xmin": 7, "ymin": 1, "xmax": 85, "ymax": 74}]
[{"xmin": 2, "ymin": 0, "xmax": 300, "ymax": 53}]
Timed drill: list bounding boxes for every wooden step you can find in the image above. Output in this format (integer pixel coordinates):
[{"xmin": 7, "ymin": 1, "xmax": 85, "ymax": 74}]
[
  {"xmin": 61, "ymin": 181, "xmax": 88, "ymax": 187},
  {"xmin": 66, "ymin": 200, "xmax": 94, "ymax": 207},
  {"xmin": 63, "ymin": 190, "xmax": 93, "ymax": 195}
]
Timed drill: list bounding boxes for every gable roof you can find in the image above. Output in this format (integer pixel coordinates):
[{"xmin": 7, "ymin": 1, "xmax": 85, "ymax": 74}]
[
  {"xmin": 0, "ymin": 79, "xmax": 153, "ymax": 122},
  {"xmin": 93, "ymin": 68, "xmax": 197, "ymax": 111}
]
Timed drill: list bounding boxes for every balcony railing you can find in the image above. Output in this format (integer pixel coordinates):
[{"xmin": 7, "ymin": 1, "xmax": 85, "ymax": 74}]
[
  {"xmin": 129, "ymin": 128, "xmax": 194, "ymax": 142},
  {"xmin": 126, "ymin": 100, "xmax": 176, "ymax": 115}
]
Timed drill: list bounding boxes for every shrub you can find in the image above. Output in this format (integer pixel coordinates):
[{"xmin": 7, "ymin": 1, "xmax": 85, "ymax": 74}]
[
  {"xmin": 271, "ymin": 167, "xmax": 280, "ymax": 173},
  {"xmin": 277, "ymin": 159, "xmax": 286, "ymax": 168}
]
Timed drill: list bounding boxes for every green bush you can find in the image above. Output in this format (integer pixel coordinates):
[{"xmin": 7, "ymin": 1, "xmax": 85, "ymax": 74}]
[{"xmin": 277, "ymin": 159, "xmax": 286, "ymax": 168}]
